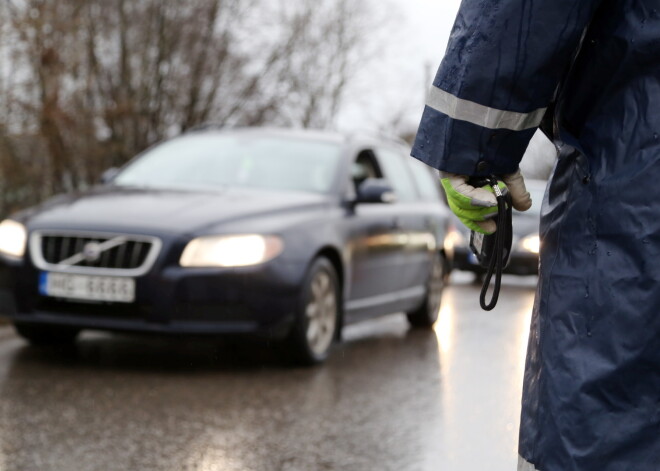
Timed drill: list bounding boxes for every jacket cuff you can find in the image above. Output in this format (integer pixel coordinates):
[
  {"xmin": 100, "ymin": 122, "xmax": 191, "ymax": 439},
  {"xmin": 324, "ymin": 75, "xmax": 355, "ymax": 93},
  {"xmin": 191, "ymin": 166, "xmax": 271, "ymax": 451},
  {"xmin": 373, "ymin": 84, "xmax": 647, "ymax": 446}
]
[{"xmin": 410, "ymin": 105, "xmax": 537, "ymax": 177}]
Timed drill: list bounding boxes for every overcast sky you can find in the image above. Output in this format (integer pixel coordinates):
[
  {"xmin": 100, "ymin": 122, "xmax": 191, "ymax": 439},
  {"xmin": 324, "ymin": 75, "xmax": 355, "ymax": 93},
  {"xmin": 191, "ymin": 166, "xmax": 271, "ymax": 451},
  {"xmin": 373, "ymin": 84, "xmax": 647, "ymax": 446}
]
[{"xmin": 336, "ymin": 0, "xmax": 463, "ymax": 134}]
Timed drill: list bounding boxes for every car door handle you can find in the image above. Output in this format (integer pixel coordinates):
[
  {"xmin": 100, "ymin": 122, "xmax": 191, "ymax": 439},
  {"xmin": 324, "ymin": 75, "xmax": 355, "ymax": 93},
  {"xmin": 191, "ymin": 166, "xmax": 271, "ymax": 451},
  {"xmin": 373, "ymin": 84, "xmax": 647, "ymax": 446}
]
[{"xmin": 391, "ymin": 218, "xmax": 401, "ymax": 230}]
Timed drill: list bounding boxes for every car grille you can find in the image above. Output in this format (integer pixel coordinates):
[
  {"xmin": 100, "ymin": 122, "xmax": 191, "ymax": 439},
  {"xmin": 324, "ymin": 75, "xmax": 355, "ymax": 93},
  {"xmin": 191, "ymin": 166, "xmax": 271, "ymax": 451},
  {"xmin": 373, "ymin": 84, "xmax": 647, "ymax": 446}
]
[{"xmin": 30, "ymin": 231, "xmax": 161, "ymax": 276}]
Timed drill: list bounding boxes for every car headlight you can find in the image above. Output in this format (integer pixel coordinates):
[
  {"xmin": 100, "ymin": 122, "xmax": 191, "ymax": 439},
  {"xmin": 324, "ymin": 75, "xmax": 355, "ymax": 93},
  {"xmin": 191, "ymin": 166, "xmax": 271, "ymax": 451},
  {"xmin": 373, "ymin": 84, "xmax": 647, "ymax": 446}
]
[
  {"xmin": 520, "ymin": 234, "xmax": 540, "ymax": 254},
  {"xmin": 444, "ymin": 224, "xmax": 467, "ymax": 252},
  {"xmin": 0, "ymin": 220, "xmax": 27, "ymax": 259},
  {"xmin": 180, "ymin": 234, "xmax": 284, "ymax": 267}
]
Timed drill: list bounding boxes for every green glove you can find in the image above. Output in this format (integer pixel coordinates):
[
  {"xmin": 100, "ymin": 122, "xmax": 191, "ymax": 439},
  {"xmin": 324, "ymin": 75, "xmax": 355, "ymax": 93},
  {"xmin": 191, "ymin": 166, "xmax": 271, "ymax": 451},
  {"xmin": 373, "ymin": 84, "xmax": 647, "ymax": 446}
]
[{"xmin": 441, "ymin": 169, "xmax": 532, "ymax": 234}]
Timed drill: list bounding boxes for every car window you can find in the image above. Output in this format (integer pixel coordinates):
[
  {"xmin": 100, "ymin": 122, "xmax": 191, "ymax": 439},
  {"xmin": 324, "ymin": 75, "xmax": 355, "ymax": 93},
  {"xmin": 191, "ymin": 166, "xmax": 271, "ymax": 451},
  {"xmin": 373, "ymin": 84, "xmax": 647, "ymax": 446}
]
[
  {"xmin": 350, "ymin": 149, "xmax": 383, "ymax": 193},
  {"xmin": 375, "ymin": 147, "xmax": 419, "ymax": 202},
  {"xmin": 408, "ymin": 158, "xmax": 441, "ymax": 202},
  {"xmin": 114, "ymin": 134, "xmax": 342, "ymax": 194}
]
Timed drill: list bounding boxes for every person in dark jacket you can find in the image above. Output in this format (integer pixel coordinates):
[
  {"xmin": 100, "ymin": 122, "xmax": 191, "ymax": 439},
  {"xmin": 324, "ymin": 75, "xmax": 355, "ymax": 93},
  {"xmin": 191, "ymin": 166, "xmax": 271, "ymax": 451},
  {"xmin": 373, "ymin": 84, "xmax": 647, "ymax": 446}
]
[{"xmin": 412, "ymin": 1, "xmax": 660, "ymax": 470}]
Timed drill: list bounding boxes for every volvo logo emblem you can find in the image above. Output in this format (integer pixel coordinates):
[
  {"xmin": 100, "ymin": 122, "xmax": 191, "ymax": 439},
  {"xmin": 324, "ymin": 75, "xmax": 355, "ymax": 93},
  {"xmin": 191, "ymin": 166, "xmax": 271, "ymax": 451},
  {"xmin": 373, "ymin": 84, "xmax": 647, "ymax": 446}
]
[{"xmin": 82, "ymin": 242, "xmax": 103, "ymax": 263}]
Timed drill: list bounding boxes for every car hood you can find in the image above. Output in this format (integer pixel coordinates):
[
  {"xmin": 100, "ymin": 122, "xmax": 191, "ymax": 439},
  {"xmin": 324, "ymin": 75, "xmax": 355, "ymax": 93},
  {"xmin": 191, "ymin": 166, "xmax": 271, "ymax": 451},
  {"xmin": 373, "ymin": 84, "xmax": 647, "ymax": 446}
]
[
  {"xmin": 24, "ymin": 186, "xmax": 331, "ymax": 236},
  {"xmin": 511, "ymin": 212, "xmax": 540, "ymax": 237}
]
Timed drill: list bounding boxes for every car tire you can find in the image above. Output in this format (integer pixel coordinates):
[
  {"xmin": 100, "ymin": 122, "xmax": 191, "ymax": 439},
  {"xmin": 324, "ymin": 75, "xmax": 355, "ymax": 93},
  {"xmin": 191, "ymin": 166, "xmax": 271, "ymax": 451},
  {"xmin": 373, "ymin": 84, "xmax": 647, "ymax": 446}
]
[
  {"xmin": 442, "ymin": 252, "xmax": 452, "ymax": 283},
  {"xmin": 473, "ymin": 271, "xmax": 485, "ymax": 285},
  {"xmin": 406, "ymin": 252, "xmax": 446, "ymax": 328},
  {"xmin": 285, "ymin": 257, "xmax": 340, "ymax": 366},
  {"xmin": 13, "ymin": 322, "xmax": 80, "ymax": 346}
]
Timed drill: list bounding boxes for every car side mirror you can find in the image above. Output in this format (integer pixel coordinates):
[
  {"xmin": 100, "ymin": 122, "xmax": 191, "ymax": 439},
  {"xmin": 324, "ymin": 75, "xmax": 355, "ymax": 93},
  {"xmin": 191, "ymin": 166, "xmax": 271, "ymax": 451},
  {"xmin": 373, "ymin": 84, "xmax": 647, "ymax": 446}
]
[
  {"xmin": 100, "ymin": 167, "xmax": 120, "ymax": 184},
  {"xmin": 355, "ymin": 178, "xmax": 396, "ymax": 204}
]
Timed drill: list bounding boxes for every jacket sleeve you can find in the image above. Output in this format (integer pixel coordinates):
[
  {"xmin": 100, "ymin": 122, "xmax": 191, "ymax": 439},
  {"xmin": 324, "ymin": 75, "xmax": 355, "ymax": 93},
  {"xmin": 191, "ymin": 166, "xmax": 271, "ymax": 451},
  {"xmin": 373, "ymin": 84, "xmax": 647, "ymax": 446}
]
[{"xmin": 411, "ymin": 0, "xmax": 603, "ymax": 176}]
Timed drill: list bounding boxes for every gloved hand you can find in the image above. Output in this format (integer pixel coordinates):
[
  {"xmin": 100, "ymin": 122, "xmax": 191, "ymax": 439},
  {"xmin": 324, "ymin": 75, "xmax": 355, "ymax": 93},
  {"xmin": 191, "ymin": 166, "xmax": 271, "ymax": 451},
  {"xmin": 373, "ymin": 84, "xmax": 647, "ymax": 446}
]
[{"xmin": 440, "ymin": 169, "xmax": 532, "ymax": 234}]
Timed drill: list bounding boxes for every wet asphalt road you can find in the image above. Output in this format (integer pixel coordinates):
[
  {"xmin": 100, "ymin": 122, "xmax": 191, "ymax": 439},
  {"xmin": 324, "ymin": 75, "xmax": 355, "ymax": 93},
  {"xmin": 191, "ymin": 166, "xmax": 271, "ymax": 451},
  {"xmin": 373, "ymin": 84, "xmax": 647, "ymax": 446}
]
[{"xmin": 0, "ymin": 274, "xmax": 537, "ymax": 471}]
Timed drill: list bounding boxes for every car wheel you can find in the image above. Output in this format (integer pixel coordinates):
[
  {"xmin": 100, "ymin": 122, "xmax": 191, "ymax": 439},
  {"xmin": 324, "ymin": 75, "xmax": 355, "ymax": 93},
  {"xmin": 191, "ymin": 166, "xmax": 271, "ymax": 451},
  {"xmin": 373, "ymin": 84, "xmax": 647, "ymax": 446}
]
[
  {"xmin": 442, "ymin": 252, "xmax": 452, "ymax": 283},
  {"xmin": 285, "ymin": 257, "xmax": 340, "ymax": 365},
  {"xmin": 13, "ymin": 322, "xmax": 80, "ymax": 346},
  {"xmin": 406, "ymin": 252, "xmax": 446, "ymax": 328}
]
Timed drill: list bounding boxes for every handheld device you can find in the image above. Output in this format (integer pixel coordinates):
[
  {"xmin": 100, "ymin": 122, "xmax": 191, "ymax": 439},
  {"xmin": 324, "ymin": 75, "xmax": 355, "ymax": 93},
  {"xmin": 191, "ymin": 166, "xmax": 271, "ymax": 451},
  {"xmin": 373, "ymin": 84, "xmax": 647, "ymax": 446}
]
[{"xmin": 467, "ymin": 176, "xmax": 513, "ymax": 311}]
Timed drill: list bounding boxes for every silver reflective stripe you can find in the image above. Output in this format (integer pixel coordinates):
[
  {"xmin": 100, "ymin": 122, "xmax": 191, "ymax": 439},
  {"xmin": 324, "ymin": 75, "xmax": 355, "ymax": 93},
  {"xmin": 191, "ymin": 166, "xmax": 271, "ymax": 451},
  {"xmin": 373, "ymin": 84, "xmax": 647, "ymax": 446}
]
[
  {"xmin": 426, "ymin": 85, "xmax": 546, "ymax": 131},
  {"xmin": 518, "ymin": 455, "xmax": 540, "ymax": 471}
]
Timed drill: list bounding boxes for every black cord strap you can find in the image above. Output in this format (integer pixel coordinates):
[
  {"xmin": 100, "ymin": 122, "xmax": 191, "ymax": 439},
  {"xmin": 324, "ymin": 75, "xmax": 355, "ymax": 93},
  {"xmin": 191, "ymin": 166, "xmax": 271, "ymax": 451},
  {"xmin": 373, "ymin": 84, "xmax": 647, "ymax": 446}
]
[{"xmin": 479, "ymin": 178, "xmax": 508, "ymax": 311}]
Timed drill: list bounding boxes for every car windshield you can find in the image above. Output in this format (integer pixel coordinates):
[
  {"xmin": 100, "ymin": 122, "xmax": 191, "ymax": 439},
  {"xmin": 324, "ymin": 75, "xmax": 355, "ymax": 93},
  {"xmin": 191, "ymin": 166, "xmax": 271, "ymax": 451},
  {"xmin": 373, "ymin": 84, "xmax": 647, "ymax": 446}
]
[{"xmin": 114, "ymin": 134, "xmax": 342, "ymax": 194}]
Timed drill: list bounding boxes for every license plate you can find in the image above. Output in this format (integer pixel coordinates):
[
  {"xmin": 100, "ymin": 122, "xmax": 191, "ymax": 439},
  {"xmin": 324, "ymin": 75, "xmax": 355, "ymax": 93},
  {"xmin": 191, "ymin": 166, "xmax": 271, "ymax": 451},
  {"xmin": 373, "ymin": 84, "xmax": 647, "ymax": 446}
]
[{"xmin": 39, "ymin": 272, "xmax": 135, "ymax": 303}]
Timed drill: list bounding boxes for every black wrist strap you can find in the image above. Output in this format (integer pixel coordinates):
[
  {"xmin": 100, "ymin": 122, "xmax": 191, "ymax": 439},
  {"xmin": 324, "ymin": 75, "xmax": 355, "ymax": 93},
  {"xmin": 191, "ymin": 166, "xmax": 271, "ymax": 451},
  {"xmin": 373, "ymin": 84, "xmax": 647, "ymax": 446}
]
[{"xmin": 479, "ymin": 178, "xmax": 510, "ymax": 311}]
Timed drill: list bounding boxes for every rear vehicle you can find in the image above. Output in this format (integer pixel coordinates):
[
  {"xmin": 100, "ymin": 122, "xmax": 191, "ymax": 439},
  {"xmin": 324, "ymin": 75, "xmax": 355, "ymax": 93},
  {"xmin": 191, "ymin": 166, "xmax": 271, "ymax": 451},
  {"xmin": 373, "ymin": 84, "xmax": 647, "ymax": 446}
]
[
  {"xmin": 447, "ymin": 179, "xmax": 547, "ymax": 277},
  {"xmin": 0, "ymin": 128, "xmax": 451, "ymax": 364}
]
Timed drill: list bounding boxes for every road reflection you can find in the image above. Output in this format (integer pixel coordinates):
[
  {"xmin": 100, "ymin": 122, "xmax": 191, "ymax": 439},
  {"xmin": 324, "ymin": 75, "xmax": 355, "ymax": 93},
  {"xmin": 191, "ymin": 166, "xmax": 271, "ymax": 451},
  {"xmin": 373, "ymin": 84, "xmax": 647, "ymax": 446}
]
[
  {"xmin": 435, "ymin": 303, "xmax": 454, "ymax": 355},
  {"xmin": 0, "ymin": 274, "xmax": 536, "ymax": 471},
  {"xmin": 427, "ymin": 274, "xmax": 537, "ymax": 471}
]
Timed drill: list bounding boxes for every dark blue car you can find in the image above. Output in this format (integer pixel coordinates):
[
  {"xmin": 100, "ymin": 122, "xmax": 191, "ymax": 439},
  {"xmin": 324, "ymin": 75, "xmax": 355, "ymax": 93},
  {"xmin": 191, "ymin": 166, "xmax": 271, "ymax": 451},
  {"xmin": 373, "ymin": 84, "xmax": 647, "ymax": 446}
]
[{"xmin": 0, "ymin": 128, "xmax": 451, "ymax": 364}]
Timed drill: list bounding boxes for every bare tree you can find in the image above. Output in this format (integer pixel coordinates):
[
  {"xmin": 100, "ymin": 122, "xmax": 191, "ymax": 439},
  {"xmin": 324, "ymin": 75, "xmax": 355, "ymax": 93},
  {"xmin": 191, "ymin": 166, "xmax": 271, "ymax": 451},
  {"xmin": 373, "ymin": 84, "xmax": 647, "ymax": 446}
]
[{"xmin": 0, "ymin": 0, "xmax": 381, "ymax": 216}]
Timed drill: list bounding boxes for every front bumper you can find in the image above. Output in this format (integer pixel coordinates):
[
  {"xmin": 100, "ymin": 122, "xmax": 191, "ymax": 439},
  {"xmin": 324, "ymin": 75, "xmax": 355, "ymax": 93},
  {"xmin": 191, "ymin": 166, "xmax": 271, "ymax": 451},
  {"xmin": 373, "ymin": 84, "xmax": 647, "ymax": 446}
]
[
  {"xmin": 452, "ymin": 247, "xmax": 538, "ymax": 276},
  {"xmin": 0, "ymin": 255, "xmax": 306, "ymax": 339}
]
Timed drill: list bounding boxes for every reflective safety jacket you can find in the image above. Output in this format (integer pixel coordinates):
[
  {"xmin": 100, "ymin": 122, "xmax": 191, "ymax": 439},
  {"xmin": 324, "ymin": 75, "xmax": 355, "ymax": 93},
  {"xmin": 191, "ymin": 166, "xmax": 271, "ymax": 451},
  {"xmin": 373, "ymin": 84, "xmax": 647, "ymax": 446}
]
[{"xmin": 412, "ymin": 1, "xmax": 660, "ymax": 470}]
